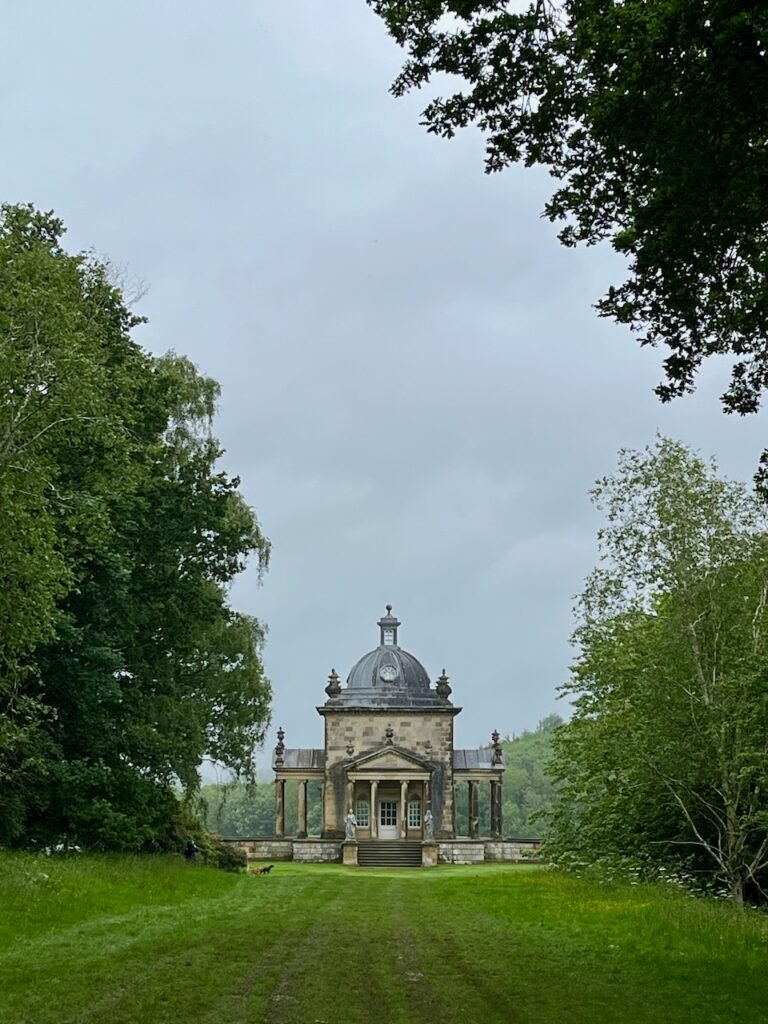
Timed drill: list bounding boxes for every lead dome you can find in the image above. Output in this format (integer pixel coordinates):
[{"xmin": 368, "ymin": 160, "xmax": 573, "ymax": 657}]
[{"xmin": 339, "ymin": 607, "xmax": 446, "ymax": 708}]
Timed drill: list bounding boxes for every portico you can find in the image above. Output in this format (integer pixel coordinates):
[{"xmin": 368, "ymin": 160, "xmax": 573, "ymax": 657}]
[{"xmin": 345, "ymin": 745, "xmax": 433, "ymax": 840}]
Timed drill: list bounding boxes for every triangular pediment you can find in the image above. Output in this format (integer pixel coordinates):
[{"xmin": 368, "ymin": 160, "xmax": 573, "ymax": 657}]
[{"xmin": 347, "ymin": 745, "xmax": 432, "ymax": 772}]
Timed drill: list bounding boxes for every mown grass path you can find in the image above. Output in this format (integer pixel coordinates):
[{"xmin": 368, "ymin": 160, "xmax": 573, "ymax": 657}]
[{"xmin": 2, "ymin": 855, "xmax": 767, "ymax": 1024}]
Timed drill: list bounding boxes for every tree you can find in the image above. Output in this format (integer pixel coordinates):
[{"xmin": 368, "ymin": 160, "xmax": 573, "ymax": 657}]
[
  {"xmin": 549, "ymin": 439, "xmax": 768, "ymax": 902},
  {"xmin": 366, "ymin": 1, "xmax": 768, "ymax": 421},
  {"xmin": 0, "ymin": 205, "xmax": 272, "ymax": 849},
  {"xmin": 502, "ymin": 714, "xmax": 562, "ymax": 837}
]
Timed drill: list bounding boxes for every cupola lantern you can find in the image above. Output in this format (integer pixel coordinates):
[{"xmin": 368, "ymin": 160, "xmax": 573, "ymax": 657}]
[{"xmin": 377, "ymin": 604, "xmax": 400, "ymax": 647}]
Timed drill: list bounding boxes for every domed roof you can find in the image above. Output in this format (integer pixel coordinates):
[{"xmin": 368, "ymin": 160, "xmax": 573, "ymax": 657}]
[{"xmin": 338, "ymin": 607, "xmax": 447, "ymax": 708}]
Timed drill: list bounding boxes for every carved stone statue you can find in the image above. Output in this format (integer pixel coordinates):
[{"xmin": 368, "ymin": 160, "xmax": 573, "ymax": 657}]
[
  {"xmin": 423, "ymin": 808, "xmax": 434, "ymax": 842},
  {"xmin": 344, "ymin": 809, "xmax": 357, "ymax": 841}
]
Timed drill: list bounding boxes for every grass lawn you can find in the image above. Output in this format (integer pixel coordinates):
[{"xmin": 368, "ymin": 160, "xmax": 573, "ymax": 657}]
[{"xmin": 1, "ymin": 854, "xmax": 767, "ymax": 1024}]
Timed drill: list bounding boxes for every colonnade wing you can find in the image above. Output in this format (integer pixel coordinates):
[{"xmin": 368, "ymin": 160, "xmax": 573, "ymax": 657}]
[
  {"xmin": 273, "ymin": 748, "xmax": 325, "ymax": 839},
  {"xmin": 454, "ymin": 746, "xmax": 505, "ymax": 839}
]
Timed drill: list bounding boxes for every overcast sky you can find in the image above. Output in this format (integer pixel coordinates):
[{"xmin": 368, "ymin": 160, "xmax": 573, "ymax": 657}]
[{"xmin": 3, "ymin": 1, "xmax": 766, "ymax": 767}]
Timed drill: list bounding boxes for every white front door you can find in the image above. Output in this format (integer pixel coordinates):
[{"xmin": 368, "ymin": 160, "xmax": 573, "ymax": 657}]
[{"xmin": 379, "ymin": 800, "xmax": 399, "ymax": 839}]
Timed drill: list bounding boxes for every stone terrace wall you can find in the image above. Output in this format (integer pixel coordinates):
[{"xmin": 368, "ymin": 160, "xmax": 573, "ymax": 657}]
[
  {"xmin": 229, "ymin": 839, "xmax": 294, "ymax": 861},
  {"xmin": 292, "ymin": 841, "xmax": 341, "ymax": 863},
  {"xmin": 223, "ymin": 838, "xmax": 342, "ymax": 863},
  {"xmin": 438, "ymin": 842, "xmax": 485, "ymax": 864},
  {"xmin": 224, "ymin": 837, "xmax": 541, "ymax": 865},
  {"xmin": 438, "ymin": 839, "xmax": 543, "ymax": 864},
  {"xmin": 483, "ymin": 840, "xmax": 543, "ymax": 862}
]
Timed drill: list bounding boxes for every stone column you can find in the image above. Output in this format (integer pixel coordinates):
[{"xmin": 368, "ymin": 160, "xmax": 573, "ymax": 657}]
[
  {"xmin": 346, "ymin": 779, "xmax": 355, "ymax": 819},
  {"xmin": 323, "ymin": 778, "xmax": 337, "ymax": 835},
  {"xmin": 297, "ymin": 779, "xmax": 308, "ymax": 838},
  {"xmin": 275, "ymin": 778, "xmax": 285, "ymax": 837},
  {"xmin": 490, "ymin": 779, "xmax": 502, "ymax": 839},
  {"xmin": 468, "ymin": 780, "xmax": 479, "ymax": 838},
  {"xmin": 370, "ymin": 780, "xmax": 378, "ymax": 838},
  {"xmin": 400, "ymin": 779, "xmax": 409, "ymax": 838}
]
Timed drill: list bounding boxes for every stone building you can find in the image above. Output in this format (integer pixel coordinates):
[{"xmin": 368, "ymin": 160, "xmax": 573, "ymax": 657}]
[{"xmin": 261, "ymin": 607, "xmax": 525, "ymax": 866}]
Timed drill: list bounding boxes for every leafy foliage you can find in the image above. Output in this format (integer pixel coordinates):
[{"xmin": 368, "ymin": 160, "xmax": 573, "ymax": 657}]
[
  {"xmin": 367, "ymin": 1, "xmax": 768, "ymax": 418},
  {"xmin": 0, "ymin": 204, "xmax": 271, "ymax": 850},
  {"xmin": 501, "ymin": 713, "xmax": 561, "ymax": 836},
  {"xmin": 548, "ymin": 439, "xmax": 768, "ymax": 902}
]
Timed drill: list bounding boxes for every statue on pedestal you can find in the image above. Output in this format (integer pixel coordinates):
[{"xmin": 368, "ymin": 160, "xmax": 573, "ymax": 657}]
[
  {"xmin": 423, "ymin": 808, "xmax": 434, "ymax": 842},
  {"xmin": 344, "ymin": 809, "xmax": 357, "ymax": 841}
]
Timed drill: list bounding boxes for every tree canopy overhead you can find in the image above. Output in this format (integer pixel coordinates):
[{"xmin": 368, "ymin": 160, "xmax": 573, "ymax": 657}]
[{"xmin": 367, "ymin": 1, "xmax": 768, "ymax": 415}]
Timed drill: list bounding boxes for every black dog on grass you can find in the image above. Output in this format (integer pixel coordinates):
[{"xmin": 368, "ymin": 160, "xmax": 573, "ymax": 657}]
[{"xmin": 257, "ymin": 864, "xmax": 274, "ymax": 875}]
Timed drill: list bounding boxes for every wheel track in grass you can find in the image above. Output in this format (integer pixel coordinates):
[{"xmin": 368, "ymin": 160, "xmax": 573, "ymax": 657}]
[
  {"xmin": 1, "ymin": 872, "xmax": 331, "ymax": 1024},
  {"xmin": 259, "ymin": 872, "xmax": 467, "ymax": 1024},
  {"xmin": 4, "ymin": 862, "xmax": 768, "ymax": 1024},
  {"xmin": 263, "ymin": 886, "xmax": 389, "ymax": 1024}
]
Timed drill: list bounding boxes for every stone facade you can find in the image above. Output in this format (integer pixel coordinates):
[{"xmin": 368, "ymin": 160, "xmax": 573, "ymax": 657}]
[{"xmin": 321, "ymin": 709, "xmax": 457, "ymax": 838}]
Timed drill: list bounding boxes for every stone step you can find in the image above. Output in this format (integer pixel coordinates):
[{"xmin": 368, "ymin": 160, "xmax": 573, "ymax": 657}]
[{"xmin": 357, "ymin": 841, "xmax": 423, "ymax": 868}]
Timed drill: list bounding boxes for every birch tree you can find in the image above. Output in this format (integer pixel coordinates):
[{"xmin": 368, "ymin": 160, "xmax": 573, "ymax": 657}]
[{"xmin": 551, "ymin": 439, "xmax": 768, "ymax": 902}]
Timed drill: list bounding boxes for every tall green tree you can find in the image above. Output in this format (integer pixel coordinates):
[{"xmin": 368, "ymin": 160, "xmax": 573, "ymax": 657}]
[
  {"xmin": 549, "ymin": 439, "xmax": 768, "ymax": 902},
  {"xmin": 502, "ymin": 714, "xmax": 561, "ymax": 837},
  {"xmin": 0, "ymin": 204, "xmax": 271, "ymax": 849},
  {"xmin": 366, "ymin": 2, "xmax": 768, "ymax": 421}
]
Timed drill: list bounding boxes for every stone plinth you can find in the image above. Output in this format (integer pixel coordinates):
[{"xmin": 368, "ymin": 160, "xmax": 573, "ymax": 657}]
[
  {"xmin": 421, "ymin": 842, "xmax": 439, "ymax": 867},
  {"xmin": 342, "ymin": 841, "xmax": 359, "ymax": 866}
]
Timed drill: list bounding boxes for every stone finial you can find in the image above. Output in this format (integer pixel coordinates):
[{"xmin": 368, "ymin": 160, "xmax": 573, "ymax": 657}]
[
  {"xmin": 325, "ymin": 668, "xmax": 341, "ymax": 702},
  {"xmin": 435, "ymin": 668, "xmax": 452, "ymax": 700},
  {"xmin": 384, "ymin": 723, "xmax": 395, "ymax": 746},
  {"xmin": 492, "ymin": 728, "xmax": 503, "ymax": 765},
  {"xmin": 274, "ymin": 726, "xmax": 285, "ymax": 767}
]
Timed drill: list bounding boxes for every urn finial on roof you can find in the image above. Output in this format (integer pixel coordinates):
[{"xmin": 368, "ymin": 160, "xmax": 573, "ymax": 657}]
[
  {"xmin": 435, "ymin": 669, "xmax": 452, "ymax": 701},
  {"xmin": 325, "ymin": 668, "xmax": 341, "ymax": 702},
  {"xmin": 274, "ymin": 726, "xmax": 285, "ymax": 766},
  {"xmin": 491, "ymin": 729, "xmax": 503, "ymax": 765}
]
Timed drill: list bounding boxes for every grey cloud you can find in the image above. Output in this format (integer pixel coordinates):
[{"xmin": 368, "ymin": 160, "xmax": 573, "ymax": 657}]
[{"xmin": 2, "ymin": 1, "xmax": 766, "ymax": 762}]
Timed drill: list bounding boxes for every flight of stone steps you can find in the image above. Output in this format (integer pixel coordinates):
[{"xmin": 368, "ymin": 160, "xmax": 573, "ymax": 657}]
[{"xmin": 357, "ymin": 840, "xmax": 423, "ymax": 868}]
